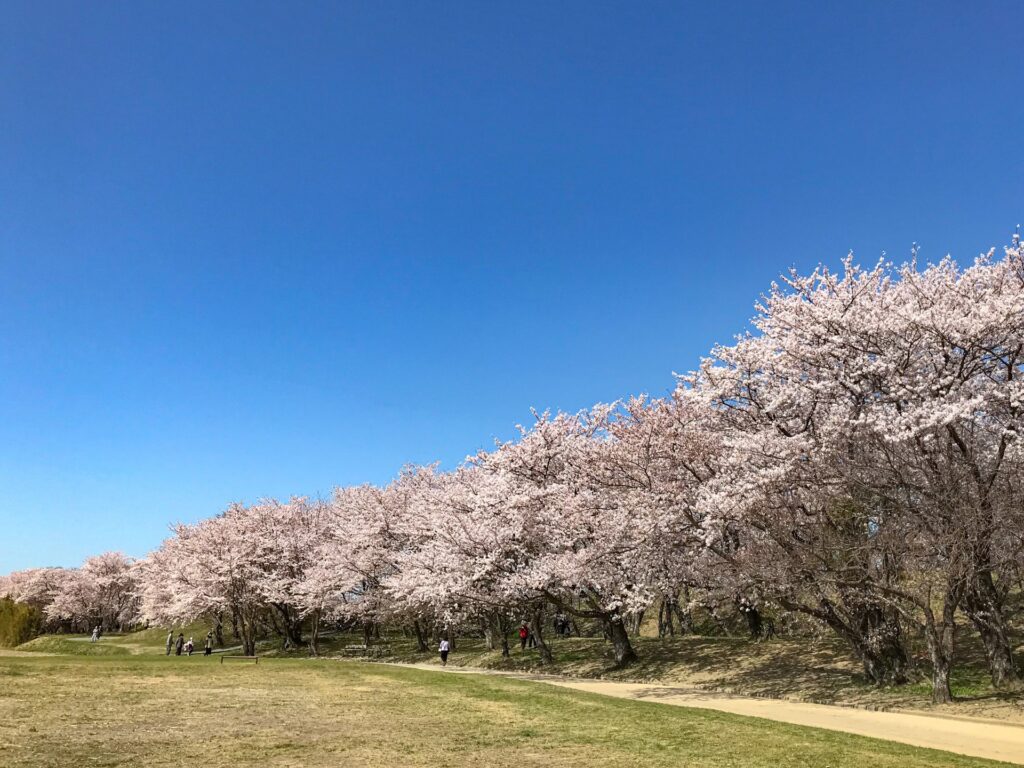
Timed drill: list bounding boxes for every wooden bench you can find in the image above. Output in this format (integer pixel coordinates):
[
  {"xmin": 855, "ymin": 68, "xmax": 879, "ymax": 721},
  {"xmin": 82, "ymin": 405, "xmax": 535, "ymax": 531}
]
[{"xmin": 220, "ymin": 655, "xmax": 259, "ymax": 664}]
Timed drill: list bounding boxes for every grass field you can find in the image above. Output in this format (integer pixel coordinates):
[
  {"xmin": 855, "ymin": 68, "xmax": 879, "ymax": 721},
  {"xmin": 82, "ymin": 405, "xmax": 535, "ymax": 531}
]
[
  {"xmin": 18, "ymin": 620, "xmax": 1024, "ymax": 720},
  {"xmin": 0, "ymin": 642, "xmax": 1016, "ymax": 767},
  {"xmin": 254, "ymin": 626, "xmax": 1024, "ymax": 722}
]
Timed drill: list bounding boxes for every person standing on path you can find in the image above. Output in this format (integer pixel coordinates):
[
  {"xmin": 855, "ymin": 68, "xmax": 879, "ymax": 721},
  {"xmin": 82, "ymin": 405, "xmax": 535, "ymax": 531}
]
[
  {"xmin": 90, "ymin": 626, "xmax": 99, "ymax": 642},
  {"xmin": 519, "ymin": 623, "xmax": 529, "ymax": 650},
  {"xmin": 439, "ymin": 637, "xmax": 450, "ymax": 666},
  {"xmin": 175, "ymin": 632, "xmax": 184, "ymax": 656},
  {"xmin": 186, "ymin": 636, "xmax": 194, "ymax": 656},
  {"xmin": 204, "ymin": 632, "xmax": 213, "ymax": 656},
  {"xmin": 165, "ymin": 630, "xmax": 174, "ymax": 655}
]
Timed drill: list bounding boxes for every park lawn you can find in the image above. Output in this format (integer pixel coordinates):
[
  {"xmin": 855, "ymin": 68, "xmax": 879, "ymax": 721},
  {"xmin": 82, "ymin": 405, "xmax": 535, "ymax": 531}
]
[
  {"xmin": 22, "ymin": 627, "xmax": 1024, "ymax": 722},
  {"xmin": 333, "ymin": 632, "xmax": 1024, "ymax": 720},
  {"xmin": 0, "ymin": 653, "xmax": 1013, "ymax": 768}
]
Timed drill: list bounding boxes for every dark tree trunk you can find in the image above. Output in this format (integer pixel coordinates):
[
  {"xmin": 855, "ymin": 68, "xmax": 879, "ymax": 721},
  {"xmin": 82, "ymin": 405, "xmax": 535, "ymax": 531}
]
[
  {"xmin": 964, "ymin": 570, "xmax": 1017, "ymax": 688},
  {"xmin": 272, "ymin": 604, "xmax": 303, "ymax": 646},
  {"xmin": 214, "ymin": 612, "xmax": 225, "ymax": 647},
  {"xmin": 240, "ymin": 609, "xmax": 258, "ymax": 657},
  {"xmin": 605, "ymin": 616, "xmax": 637, "ymax": 667},
  {"xmin": 531, "ymin": 605, "xmax": 554, "ymax": 664},
  {"xmin": 673, "ymin": 602, "xmax": 693, "ymax": 635},
  {"xmin": 496, "ymin": 614, "xmax": 511, "ymax": 657},
  {"xmin": 857, "ymin": 606, "xmax": 909, "ymax": 685},
  {"xmin": 781, "ymin": 597, "xmax": 908, "ymax": 686},
  {"xmin": 413, "ymin": 620, "xmax": 429, "ymax": 653},
  {"xmin": 742, "ymin": 606, "xmax": 762, "ymax": 639}
]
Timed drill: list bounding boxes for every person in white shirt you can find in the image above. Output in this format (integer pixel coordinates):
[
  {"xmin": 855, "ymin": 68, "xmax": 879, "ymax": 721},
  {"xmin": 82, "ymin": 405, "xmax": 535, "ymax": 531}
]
[{"xmin": 438, "ymin": 638, "xmax": 450, "ymax": 666}]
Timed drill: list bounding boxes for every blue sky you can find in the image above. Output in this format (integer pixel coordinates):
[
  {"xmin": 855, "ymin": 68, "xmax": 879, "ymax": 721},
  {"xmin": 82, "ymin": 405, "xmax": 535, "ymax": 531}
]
[{"xmin": 2, "ymin": 2, "xmax": 1023, "ymax": 570}]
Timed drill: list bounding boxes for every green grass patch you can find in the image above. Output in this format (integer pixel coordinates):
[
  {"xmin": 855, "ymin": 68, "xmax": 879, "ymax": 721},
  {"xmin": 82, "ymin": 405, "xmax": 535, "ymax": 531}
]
[{"xmin": 16, "ymin": 635, "xmax": 132, "ymax": 656}]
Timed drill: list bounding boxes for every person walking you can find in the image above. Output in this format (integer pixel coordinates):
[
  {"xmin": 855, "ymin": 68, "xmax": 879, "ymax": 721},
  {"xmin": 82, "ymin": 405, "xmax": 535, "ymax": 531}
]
[
  {"xmin": 90, "ymin": 626, "xmax": 99, "ymax": 643},
  {"xmin": 438, "ymin": 637, "xmax": 450, "ymax": 667},
  {"xmin": 204, "ymin": 632, "xmax": 213, "ymax": 656},
  {"xmin": 518, "ymin": 623, "xmax": 529, "ymax": 650},
  {"xmin": 186, "ymin": 636, "xmax": 194, "ymax": 656},
  {"xmin": 165, "ymin": 630, "xmax": 174, "ymax": 655},
  {"xmin": 175, "ymin": 632, "xmax": 184, "ymax": 656}
]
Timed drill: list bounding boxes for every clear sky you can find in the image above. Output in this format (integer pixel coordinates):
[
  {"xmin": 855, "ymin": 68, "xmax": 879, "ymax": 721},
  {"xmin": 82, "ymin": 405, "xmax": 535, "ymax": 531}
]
[{"xmin": 2, "ymin": 2, "xmax": 1023, "ymax": 570}]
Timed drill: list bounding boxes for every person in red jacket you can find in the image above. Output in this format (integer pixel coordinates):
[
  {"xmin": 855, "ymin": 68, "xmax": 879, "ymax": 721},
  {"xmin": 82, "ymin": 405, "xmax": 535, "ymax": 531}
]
[{"xmin": 518, "ymin": 623, "xmax": 529, "ymax": 650}]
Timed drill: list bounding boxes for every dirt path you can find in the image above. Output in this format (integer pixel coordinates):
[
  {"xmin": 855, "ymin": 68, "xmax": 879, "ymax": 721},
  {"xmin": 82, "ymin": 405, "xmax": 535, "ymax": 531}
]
[{"xmin": 379, "ymin": 661, "xmax": 1024, "ymax": 765}]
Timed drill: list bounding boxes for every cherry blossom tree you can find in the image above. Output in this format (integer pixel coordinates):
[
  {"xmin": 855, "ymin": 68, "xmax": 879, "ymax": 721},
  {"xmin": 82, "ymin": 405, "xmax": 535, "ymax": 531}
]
[
  {"xmin": 46, "ymin": 553, "xmax": 140, "ymax": 632},
  {"xmin": 471, "ymin": 402, "xmax": 713, "ymax": 667},
  {"xmin": 140, "ymin": 506, "xmax": 270, "ymax": 655},
  {"xmin": 0, "ymin": 568, "xmax": 70, "ymax": 612},
  {"xmin": 691, "ymin": 241, "xmax": 1024, "ymax": 701},
  {"xmin": 388, "ymin": 464, "xmax": 542, "ymax": 658}
]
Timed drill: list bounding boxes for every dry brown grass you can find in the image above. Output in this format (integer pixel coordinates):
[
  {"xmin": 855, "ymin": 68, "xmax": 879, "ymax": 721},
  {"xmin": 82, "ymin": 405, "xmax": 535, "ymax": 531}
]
[{"xmin": 0, "ymin": 652, "xmax": 1014, "ymax": 767}]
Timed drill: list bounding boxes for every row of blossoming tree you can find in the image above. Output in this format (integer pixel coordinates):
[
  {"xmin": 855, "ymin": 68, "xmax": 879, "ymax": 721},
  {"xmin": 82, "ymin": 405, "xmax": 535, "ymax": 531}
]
[{"xmin": 4, "ymin": 240, "xmax": 1024, "ymax": 703}]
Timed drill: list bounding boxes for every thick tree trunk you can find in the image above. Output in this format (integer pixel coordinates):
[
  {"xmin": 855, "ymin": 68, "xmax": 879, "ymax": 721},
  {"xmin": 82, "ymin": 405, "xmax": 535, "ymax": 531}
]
[
  {"xmin": 413, "ymin": 620, "xmax": 429, "ymax": 652},
  {"xmin": 308, "ymin": 609, "xmax": 321, "ymax": 656},
  {"xmin": 673, "ymin": 602, "xmax": 693, "ymax": 634},
  {"xmin": 742, "ymin": 605, "xmax": 762, "ymax": 639},
  {"xmin": 214, "ymin": 612, "xmax": 225, "ymax": 647},
  {"xmin": 240, "ymin": 610, "xmax": 257, "ymax": 657},
  {"xmin": 496, "ymin": 614, "xmax": 511, "ymax": 657},
  {"xmin": 658, "ymin": 599, "xmax": 672, "ymax": 638},
  {"xmin": 857, "ymin": 606, "xmax": 909, "ymax": 685},
  {"xmin": 362, "ymin": 622, "xmax": 373, "ymax": 647},
  {"xmin": 782, "ymin": 598, "xmax": 908, "ymax": 686},
  {"xmin": 928, "ymin": 643, "xmax": 954, "ymax": 705},
  {"xmin": 605, "ymin": 616, "xmax": 637, "ymax": 667},
  {"xmin": 272, "ymin": 604, "xmax": 303, "ymax": 646},
  {"xmin": 531, "ymin": 605, "xmax": 554, "ymax": 664},
  {"xmin": 923, "ymin": 604, "xmax": 956, "ymax": 704},
  {"xmin": 964, "ymin": 571, "xmax": 1017, "ymax": 688},
  {"xmin": 483, "ymin": 614, "xmax": 496, "ymax": 651}
]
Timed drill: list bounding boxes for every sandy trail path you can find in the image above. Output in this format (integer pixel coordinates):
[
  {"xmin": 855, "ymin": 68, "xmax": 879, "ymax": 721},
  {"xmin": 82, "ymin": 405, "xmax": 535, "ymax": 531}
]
[{"xmin": 379, "ymin": 661, "xmax": 1024, "ymax": 765}]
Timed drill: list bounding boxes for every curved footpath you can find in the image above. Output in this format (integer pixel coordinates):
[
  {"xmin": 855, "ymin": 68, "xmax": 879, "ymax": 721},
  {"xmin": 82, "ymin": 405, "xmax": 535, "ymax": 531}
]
[{"xmin": 377, "ymin": 661, "xmax": 1024, "ymax": 765}]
